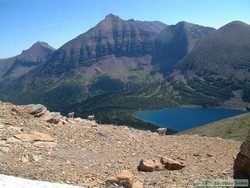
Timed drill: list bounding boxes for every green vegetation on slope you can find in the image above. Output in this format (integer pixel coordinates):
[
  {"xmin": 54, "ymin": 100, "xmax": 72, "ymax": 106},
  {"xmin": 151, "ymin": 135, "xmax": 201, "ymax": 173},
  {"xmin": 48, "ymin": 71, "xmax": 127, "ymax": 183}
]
[
  {"xmin": 170, "ymin": 76, "xmax": 234, "ymax": 107},
  {"xmin": 180, "ymin": 112, "xmax": 250, "ymax": 141},
  {"xmin": 61, "ymin": 84, "xmax": 179, "ymax": 131}
]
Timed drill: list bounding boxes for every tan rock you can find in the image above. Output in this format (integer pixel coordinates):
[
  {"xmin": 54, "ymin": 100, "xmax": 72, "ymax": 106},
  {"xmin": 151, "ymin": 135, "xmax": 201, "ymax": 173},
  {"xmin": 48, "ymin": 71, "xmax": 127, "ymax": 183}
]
[
  {"xmin": 27, "ymin": 104, "xmax": 47, "ymax": 117},
  {"xmin": 132, "ymin": 181, "xmax": 144, "ymax": 188},
  {"xmin": 14, "ymin": 132, "xmax": 55, "ymax": 142},
  {"xmin": 33, "ymin": 141, "xmax": 57, "ymax": 148},
  {"xmin": 0, "ymin": 140, "xmax": 6, "ymax": 145},
  {"xmin": 61, "ymin": 119, "xmax": 68, "ymax": 125},
  {"xmin": 0, "ymin": 147, "xmax": 10, "ymax": 153},
  {"xmin": 160, "ymin": 157, "xmax": 185, "ymax": 170},
  {"xmin": 10, "ymin": 107, "xmax": 22, "ymax": 116},
  {"xmin": 7, "ymin": 137, "xmax": 22, "ymax": 143},
  {"xmin": 138, "ymin": 159, "xmax": 165, "ymax": 172},
  {"xmin": 106, "ymin": 170, "xmax": 134, "ymax": 188},
  {"xmin": 31, "ymin": 153, "xmax": 43, "ymax": 161},
  {"xmin": 46, "ymin": 117, "xmax": 61, "ymax": 124},
  {"xmin": 21, "ymin": 153, "xmax": 43, "ymax": 162},
  {"xmin": 8, "ymin": 126, "xmax": 24, "ymax": 132},
  {"xmin": 21, "ymin": 154, "xmax": 30, "ymax": 162},
  {"xmin": 46, "ymin": 112, "xmax": 62, "ymax": 124},
  {"xmin": 12, "ymin": 157, "xmax": 21, "ymax": 162}
]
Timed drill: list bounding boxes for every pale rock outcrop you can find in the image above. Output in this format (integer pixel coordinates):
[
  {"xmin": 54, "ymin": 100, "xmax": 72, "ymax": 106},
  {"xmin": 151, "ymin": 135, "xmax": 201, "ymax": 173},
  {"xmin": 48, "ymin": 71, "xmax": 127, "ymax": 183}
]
[
  {"xmin": 46, "ymin": 112, "xmax": 62, "ymax": 124},
  {"xmin": 21, "ymin": 153, "xmax": 43, "ymax": 162},
  {"xmin": 132, "ymin": 181, "xmax": 144, "ymax": 188},
  {"xmin": 14, "ymin": 131, "xmax": 55, "ymax": 142},
  {"xmin": 157, "ymin": 128, "xmax": 167, "ymax": 136},
  {"xmin": 33, "ymin": 141, "xmax": 57, "ymax": 148},
  {"xmin": 87, "ymin": 115, "xmax": 95, "ymax": 121},
  {"xmin": 27, "ymin": 104, "xmax": 47, "ymax": 117},
  {"xmin": 67, "ymin": 112, "xmax": 74, "ymax": 118}
]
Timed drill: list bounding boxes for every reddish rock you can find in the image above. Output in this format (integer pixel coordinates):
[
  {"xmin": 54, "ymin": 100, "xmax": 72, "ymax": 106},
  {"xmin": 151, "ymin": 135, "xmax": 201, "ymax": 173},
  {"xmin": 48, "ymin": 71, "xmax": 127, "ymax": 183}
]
[
  {"xmin": 160, "ymin": 157, "xmax": 185, "ymax": 170},
  {"xmin": 240, "ymin": 139, "xmax": 250, "ymax": 159},
  {"xmin": 138, "ymin": 159, "xmax": 165, "ymax": 172},
  {"xmin": 234, "ymin": 152, "xmax": 250, "ymax": 176},
  {"xmin": 234, "ymin": 128, "xmax": 250, "ymax": 180}
]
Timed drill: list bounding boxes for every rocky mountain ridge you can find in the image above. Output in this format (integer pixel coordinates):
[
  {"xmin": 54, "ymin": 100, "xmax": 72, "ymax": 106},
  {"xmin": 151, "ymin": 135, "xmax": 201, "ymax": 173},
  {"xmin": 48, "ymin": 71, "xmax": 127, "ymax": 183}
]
[
  {"xmin": 0, "ymin": 101, "xmax": 243, "ymax": 187},
  {"xmin": 177, "ymin": 21, "xmax": 250, "ymax": 78},
  {"xmin": 152, "ymin": 21, "xmax": 215, "ymax": 76},
  {"xmin": 41, "ymin": 14, "xmax": 167, "ymax": 75},
  {"xmin": 0, "ymin": 41, "xmax": 55, "ymax": 80},
  {"xmin": 0, "ymin": 15, "xmax": 250, "ymax": 129}
]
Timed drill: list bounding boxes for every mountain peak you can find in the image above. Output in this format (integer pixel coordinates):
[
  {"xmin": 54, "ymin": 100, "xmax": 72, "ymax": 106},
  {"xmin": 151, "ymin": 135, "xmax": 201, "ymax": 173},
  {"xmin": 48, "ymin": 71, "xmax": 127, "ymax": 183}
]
[
  {"xmin": 32, "ymin": 41, "xmax": 56, "ymax": 51},
  {"xmin": 101, "ymin": 13, "xmax": 123, "ymax": 24},
  {"xmin": 219, "ymin": 20, "xmax": 250, "ymax": 32},
  {"xmin": 19, "ymin": 41, "xmax": 55, "ymax": 61},
  {"xmin": 104, "ymin": 13, "xmax": 121, "ymax": 20},
  {"xmin": 224, "ymin": 20, "xmax": 249, "ymax": 27}
]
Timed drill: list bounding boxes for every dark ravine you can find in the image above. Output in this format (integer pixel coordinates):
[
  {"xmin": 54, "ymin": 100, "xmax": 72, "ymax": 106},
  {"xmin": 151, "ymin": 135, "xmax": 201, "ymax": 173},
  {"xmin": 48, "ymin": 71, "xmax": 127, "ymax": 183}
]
[
  {"xmin": 0, "ymin": 15, "xmax": 250, "ymax": 130},
  {"xmin": 152, "ymin": 21, "xmax": 215, "ymax": 76}
]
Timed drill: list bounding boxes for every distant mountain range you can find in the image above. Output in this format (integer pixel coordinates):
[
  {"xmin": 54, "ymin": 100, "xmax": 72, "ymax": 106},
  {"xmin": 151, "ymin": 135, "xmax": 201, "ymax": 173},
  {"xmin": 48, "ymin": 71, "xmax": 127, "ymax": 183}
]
[
  {"xmin": 0, "ymin": 14, "xmax": 249, "ymax": 129},
  {"xmin": 0, "ymin": 41, "xmax": 55, "ymax": 79},
  {"xmin": 152, "ymin": 21, "xmax": 215, "ymax": 76}
]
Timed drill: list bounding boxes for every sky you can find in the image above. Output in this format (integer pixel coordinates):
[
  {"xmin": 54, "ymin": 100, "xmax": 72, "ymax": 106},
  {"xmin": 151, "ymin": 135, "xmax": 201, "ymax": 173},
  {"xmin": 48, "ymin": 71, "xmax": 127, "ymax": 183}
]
[{"xmin": 0, "ymin": 0, "xmax": 250, "ymax": 58}]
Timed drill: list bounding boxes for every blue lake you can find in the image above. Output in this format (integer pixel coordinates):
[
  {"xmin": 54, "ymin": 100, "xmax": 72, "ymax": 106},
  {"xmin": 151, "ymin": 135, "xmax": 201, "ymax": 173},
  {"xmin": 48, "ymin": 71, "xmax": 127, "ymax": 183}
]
[{"xmin": 132, "ymin": 108, "xmax": 246, "ymax": 132}]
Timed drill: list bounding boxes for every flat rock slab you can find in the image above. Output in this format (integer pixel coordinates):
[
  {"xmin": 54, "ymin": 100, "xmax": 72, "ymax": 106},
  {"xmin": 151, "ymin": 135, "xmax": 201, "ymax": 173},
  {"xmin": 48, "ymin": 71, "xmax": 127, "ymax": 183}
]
[
  {"xmin": 0, "ymin": 174, "xmax": 84, "ymax": 188},
  {"xmin": 14, "ymin": 131, "xmax": 55, "ymax": 142}
]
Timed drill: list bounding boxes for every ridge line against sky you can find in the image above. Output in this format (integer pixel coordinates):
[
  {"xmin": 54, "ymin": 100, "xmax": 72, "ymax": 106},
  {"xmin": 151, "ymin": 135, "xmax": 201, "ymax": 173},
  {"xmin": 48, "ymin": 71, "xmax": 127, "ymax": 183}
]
[{"xmin": 0, "ymin": 0, "xmax": 250, "ymax": 58}]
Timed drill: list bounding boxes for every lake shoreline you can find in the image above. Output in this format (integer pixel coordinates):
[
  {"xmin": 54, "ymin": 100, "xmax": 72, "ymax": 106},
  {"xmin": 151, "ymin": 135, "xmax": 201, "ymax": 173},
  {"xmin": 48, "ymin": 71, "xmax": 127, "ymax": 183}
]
[{"xmin": 132, "ymin": 107, "xmax": 246, "ymax": 132}]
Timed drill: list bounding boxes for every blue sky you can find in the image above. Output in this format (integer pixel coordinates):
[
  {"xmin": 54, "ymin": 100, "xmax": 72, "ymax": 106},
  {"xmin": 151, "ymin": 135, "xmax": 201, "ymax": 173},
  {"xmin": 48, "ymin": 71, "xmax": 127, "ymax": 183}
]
[{"xmin": 1, "ymin": 0, "xmax": 250, "ymax": 58}]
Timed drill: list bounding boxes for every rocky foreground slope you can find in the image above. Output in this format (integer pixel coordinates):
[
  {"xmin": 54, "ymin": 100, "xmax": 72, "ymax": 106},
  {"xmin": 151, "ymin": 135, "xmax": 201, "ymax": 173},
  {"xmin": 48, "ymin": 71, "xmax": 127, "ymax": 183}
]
[{"xmin": 0, "ymin": 101, "xmax": 243, "ymax": 187}]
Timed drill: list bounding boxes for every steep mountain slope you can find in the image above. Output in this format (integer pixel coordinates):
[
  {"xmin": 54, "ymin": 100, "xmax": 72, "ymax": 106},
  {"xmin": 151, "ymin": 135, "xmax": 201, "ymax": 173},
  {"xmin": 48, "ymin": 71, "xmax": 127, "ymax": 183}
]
[
  {"xmin": 0, "ymin": 15, "xmax": 167, "ymax": 112},
  {"xmin": 177, "ymin": 21, "xmax": 250, "ymax": 78},
  {"xmin": 0, "ymin": 16, "xmax": 249, "ymax": 129},
  {"xmin": 0, "ymin": 14, "xmax": 170, "ymax": 129},
  {"xmin": 170, "ymin": 21, "xmax": 250, "ymax": 106},
  {"xmin": 0, "ymin": 41, "xmax": 55, "ymax": 79},
  {"xmin": 0, "ymin": 57, "xmax": 16, "ymax": 78},
  {"xmin": 42, "ymin": 14, "xmax": 167, "ymax": 75},
  {"xmin": 152, "ymin": 21, "xmax": 215, "ymax": 76}
]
